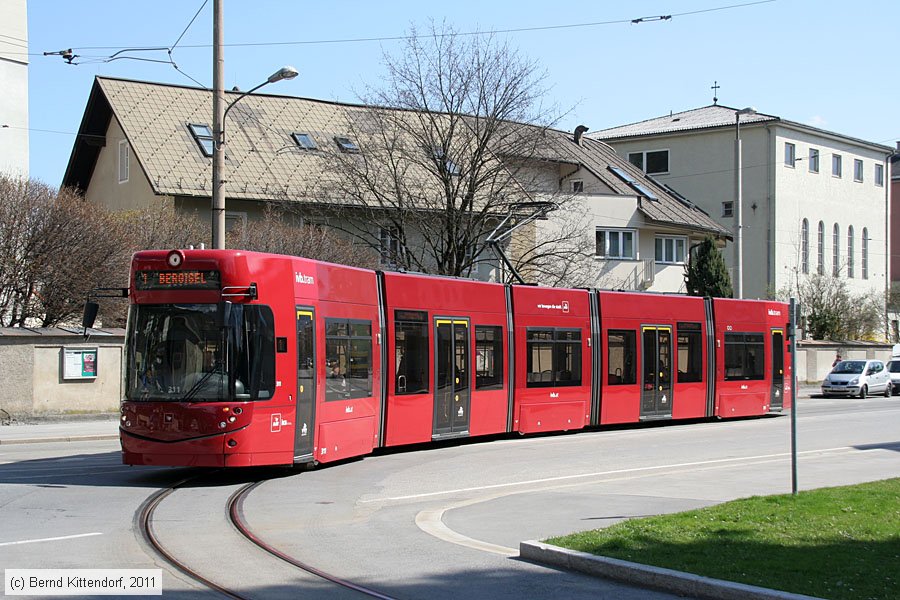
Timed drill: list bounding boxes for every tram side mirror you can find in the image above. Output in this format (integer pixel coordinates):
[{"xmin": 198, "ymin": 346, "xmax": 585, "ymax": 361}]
[
  {"xmin": 82, "ymin": 301, "xmax": 99, "ymax": 332},
  {"xmin": 216, "ymin": 300, "xmax": 233, "ymax": 328}
]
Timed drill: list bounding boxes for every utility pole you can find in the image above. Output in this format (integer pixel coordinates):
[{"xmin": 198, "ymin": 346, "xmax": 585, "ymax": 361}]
[{"xmin": 211, "ymin": 0, "xmax": 226, "ymax": 249}]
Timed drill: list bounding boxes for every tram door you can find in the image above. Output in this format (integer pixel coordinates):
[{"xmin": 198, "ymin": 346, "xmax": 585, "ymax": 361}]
[
  {"xmin": 434, "ymin": 319, "xmax": 470, "ymax": 437},
  {"xmin": 641, "ymin": 326, "xmax": 673, "ymax": 419},
  {"xmin": 770, "ymin": 329, "xmax": 785, "ymax": 410},
  {"xmin": 294, "ymin": 308, "xmax": 316, "ymax": 459}
]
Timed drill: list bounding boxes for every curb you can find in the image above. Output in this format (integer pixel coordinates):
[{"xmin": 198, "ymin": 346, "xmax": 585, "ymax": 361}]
[
  {"xmin": 0, "ymin": 434, "xmax": 120, "ymax": 446},
  {"xmin": 519, "ymin": 541, "xmax": 820, "ymax": 600}
]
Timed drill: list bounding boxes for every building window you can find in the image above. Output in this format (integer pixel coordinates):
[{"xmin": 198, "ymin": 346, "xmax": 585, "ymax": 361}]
[
  {"xmin": 526, "ymin": 328, "xmax": 582, "ymax": 387},
  {"xmin": 817, "ymin": 221, "xmax": 825, "ymax": 275},
  {"xmin": 801, "ymin": 218, "xmax": 809, "ymax": 274},
  {"xmin": 724, "ymin": 332, "xmax": 765, "ymax": 381},
  {"xmin": 118, "ymin": 140, "xmax": 129, "ymax": 184},
  {"xmin": 809, "ymin": 148, "xmax": 819, "ymax": 173},
  {"xmin": 475, "ymin": 326, "xmax": 504, "ymax": 390},
  {"xmin": 334, "ymin": 136, "xmax": 360, "ymax": 153},
  {"xmin": 607, "ymin": 329, "xmax": 636, "ymax": 385},
  {"xmin": 292, "ymin": 132, "xmax": 317, "ymax": 150},
  {"xmin": 394, "ymin": 310, "xmax": 428, "ymax": 395},
  {"xmin": 854, "ymin": 159, "xmax": 863, "ymax": 182},
  {"xmin": 325, "ymin": 319, "xmax": 373, "ymax": 401},
  {"xmin": 676, "ymin": 322, "xmax": 703, "ymax": 383},
  {"xmin": 784, "ymin": 142, "xmax": 796, "ymax": 167},
  {"xmin": 571, "ymin": 180, "xmax": 584, "ymax": 193},
  {"xmin": 655, "ymin": 236, "xmax": 687, "ymax": 264},
  {"xmin": 596, "ymin": 229, "xmax": 636, "ymax": 259},
  {"xmin": 832, "ymin": 154, "xmax": 842, "ymax": 177},
  {"xmin": 875, "ymin": 164, "xmax": 884, "ymax": 187},
  {"xmin": 628, "ymin": 149, "xmax": 669, "ymax": 174},
  {"xmin": 379, "ymin": 226, "xmax": 401, "ymax": 267},
  {"xmin": 431, "ymin": 147, "xmax": 460, "ymax": 176},
  {"xmin": 832, "ymin": 224, "xmax": 840, "ymax": 276},
  {"xmin": 188, "ymin": 123, "xmax": 215, "ymax": 157},
  {"xmin": 847, "ymin": 225, "xmax": 855, "ymax": 278},
  {"xmin": 722, "ymin": 201, "xmax": 733, "ymax": 218},
  {"xmin": 862, "ymin": 227, "xmax": 869, "ymax": 279}
]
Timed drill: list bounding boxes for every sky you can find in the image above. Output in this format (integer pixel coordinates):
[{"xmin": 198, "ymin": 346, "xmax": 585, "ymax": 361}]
[{"xmin": 18, "ymin": 0, "xmax": 900, "ymax": 186}]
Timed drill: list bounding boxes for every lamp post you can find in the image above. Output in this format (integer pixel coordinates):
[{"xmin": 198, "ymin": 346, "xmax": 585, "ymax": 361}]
[
  {"xmin": 211, "ymin": 66, "xmax": 298, "ymax": 249},
  {"xmin": 734, "ymin": 106, "xmax": 756, "ymax": 299}
]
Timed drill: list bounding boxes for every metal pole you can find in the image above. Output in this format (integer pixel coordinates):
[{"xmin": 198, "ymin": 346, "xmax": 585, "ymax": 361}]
[
  {"xmin": 789, "ymin": 297, "xmax": 799, "ymax": 495},
  {"xmin": 734, "ymin": 115, "xmax": 743, "ymax": 299},
  {"xmin": 211, "ymin": 0, "xmax": 226, "ymax": 250}
]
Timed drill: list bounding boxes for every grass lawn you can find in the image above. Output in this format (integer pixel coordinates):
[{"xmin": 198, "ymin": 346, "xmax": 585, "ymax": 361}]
[{"xmin": 545, "ymin": 478, "xmax": 900, "ymax": 600}]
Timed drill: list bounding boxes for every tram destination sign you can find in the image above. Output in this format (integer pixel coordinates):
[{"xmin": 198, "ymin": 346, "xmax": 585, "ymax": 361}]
[{"xmin": 135, "ymin": 270, "xmax": 221, "ymax": 290}]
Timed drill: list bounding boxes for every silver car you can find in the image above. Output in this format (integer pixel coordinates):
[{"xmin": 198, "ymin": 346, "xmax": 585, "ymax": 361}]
[
  {"xmin": 821, "ymin": 359, "xmax": 891, "ymax": 398},
  {"xmin": 886, "ymin": 360, "xmax": 900, "ymax": 395}
]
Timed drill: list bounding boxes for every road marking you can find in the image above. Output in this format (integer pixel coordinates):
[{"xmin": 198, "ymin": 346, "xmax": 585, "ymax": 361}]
[
  {"xmin": 413, "ymin": 443, "xmax": 894, "ymax": 556},
  {"xmin": 0, "ymin": 532, "xmax": 103, "ymax": 547},
  {"xmin": 416, "ymin": 506, "xmax": 517, "ymax": 557},
  {"xmin": 366, "ymin": 445, "xmax": 861, "ymax": 504}
]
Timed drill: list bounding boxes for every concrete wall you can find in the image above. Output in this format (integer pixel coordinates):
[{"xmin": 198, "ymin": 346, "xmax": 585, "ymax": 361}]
[
  {"xmin": 0, "ymin": 329, "xmax": 124, "ymax": 419},
  {"xmin": 0, "ymin": 0, "xmax": 28, "ymax": 178},
  {"xmin": 795, "ymin": 342, "xmax": 895, "ymax": 383}
]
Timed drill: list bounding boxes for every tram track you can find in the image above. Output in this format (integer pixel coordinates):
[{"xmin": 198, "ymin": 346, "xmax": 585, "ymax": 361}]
[
  {"xmin": 136, "ymin": 474, "xmax": 249, "ymax": 600},
  {"xmin": 137, "ymin": 475, "xmax": 399, "ymax": 600},
  {"xmin": 228, "ymin": 481, "xmax": 398, "ymax": 600}
]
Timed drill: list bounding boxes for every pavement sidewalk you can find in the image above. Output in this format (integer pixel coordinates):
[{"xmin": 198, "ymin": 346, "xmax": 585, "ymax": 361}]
[{"xmin": 0, "ymin": 418, "xmax": 120, "ymax": 445}]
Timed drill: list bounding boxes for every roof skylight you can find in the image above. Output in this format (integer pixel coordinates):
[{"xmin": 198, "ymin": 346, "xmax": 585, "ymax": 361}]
[
  {"xmin": 292, "ymin": 132, "xmax": 317, "ymax": 150},
  {"xmin": 188, "ymin": 123, "xmax": 214, "ymax": 157},
  {"xmin": 334, "ymin": 136, "xmax": 360, "ymax": 153}
]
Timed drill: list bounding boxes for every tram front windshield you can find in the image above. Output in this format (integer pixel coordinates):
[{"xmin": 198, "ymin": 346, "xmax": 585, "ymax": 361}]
[{"xmin": 126, "ymin": 303, "xmax": 275, "ymax": 402}]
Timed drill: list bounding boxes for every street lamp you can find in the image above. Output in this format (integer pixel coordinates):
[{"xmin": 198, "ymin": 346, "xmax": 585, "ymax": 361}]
[
  {"xmin": 211, "ymin": 66, "xmax": 298, "ymax": 249},
  {"xmin": 734, "ymin": 106, "xmax": 756, "ymax": 299}
]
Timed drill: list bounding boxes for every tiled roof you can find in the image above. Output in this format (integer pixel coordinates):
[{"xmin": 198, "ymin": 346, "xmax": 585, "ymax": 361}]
[
  {"xmin": 64, "ymin": 77, "xmax": 729, "ymax": 237},
  {"xmin": 539, "ymin": 131, "xmax": 727, "ymax": 236},
  {"xmin": 591, "ymin": 105, "xmax": 778, "ymax": 140}
]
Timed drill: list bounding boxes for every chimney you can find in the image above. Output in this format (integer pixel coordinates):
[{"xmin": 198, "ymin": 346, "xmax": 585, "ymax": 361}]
[{"xmin": 574, "ymin": 125, "xmax": 589, "ymax": 146}]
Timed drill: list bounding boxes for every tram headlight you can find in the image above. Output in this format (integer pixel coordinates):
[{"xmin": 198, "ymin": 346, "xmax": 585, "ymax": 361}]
[
  {"xmin": 219, "ymin": 421, "xmax": 227, "ymax": 429},
  {"xmin": 228, "ymin": 416, "xmax": 236, "ymax": 423}
]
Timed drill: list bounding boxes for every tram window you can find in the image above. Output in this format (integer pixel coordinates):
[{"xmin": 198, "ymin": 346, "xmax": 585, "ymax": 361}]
[
  {"xmin": 395, "ymin": 311, "xmax": 428, "ymax": 395},
  {"xmin": 475, "ymin": 326, "xmax": 503, "ymax": 390},
  {"xmin": 677, "ymin": 322, "xmax": 703, "ymax": 383},
  {"xmin": 607, "ymin": 330, "xmax": 636, "ymax": 385},
  {"xmin": 526, "ymin": 328, "xmax": 582, "ymax": 387},
  {"xmin": 232, "ymin": 305, "xmax": 276, "ymax": 399},
  {"xmin": 724, "ymin": 332, "xmax": 765, "ymax": 381},
  {"xmin": 325, "ymin": 318, "xmax": 373, "ymax": 400}
]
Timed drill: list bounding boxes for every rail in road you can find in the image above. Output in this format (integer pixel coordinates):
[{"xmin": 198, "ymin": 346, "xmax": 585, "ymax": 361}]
[{"xmin": 137, "ymin": 474, "xmax": 399, "ymax": 599}]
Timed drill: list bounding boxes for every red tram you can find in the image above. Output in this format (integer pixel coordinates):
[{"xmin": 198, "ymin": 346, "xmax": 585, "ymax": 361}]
[{"xmin": 117, "ymin": 249, "xmax": 791, "ymax": 467}]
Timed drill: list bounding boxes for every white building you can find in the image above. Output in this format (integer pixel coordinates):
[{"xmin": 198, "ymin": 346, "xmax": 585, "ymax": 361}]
[
  {"xmin": 593, "ymin": 105, "xmax": 894, "ymax": 302},
  {"xmin": 0, "ymin": 0, "xmax": 28, "ymax": 178}
]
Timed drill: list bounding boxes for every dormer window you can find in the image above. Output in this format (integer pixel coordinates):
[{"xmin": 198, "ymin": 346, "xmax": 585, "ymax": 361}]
[
  {"xmin": 292, "ymin": 132, "xmax": 317, "ymax": 150},
  {"xmin": 334, "ymin": 136, "xmax": 360, "ymax": 153},
  {"xmin": 188, "ymin": 123, "xmax": 215, "ymax": 157}
]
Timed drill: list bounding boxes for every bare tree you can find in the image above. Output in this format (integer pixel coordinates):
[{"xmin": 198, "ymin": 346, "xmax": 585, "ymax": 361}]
[
  {"xmin": 0, "ymin": 175, "xmax": 126, "ymax": 327},
  {"xmin": 226, "ymin": 205, "xmax": 379, "ymax": 269},
  {"xmin": 115, "ymin": 202, "xmax": 209, "ymax": 251},
  {"xmin": 314, "ymin": 22, "xmax": 583, "ymax": 281},
  {"xmin": 781, "ymin": 272, "xmax": 884, "ymax": 340}
]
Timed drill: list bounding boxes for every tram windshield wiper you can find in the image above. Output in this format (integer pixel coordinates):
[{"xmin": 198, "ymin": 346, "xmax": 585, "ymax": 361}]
[{"xmin": 179, "ymin": 362, "xmax": 226, "ymax": 402}]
